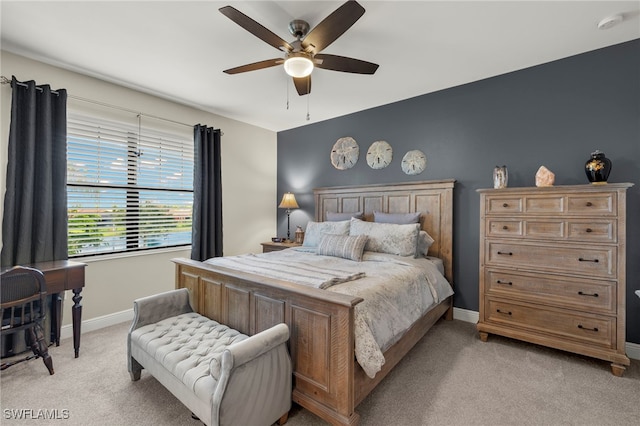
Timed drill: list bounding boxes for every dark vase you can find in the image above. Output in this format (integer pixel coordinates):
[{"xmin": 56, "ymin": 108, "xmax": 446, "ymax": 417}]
[{"xmin": 584, "ymin": 150, "xmax": 612, "ymax": 184}]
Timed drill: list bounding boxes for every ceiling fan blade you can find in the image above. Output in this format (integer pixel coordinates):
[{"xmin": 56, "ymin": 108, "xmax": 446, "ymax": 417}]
[
  {"xmin": 315, "ymin": 54, "xmax": 379, "ymax": 74},
  {"xmin": 302, "ymin": 0, "xmax": 365, "ymax": 54},
  {"xmin": 223, "ymin": 59, "xmax": 282, "ymax": 74},
  {"xmin": 293, "ymin": 76, "xmax": 311, "ymax": 96},
  {"xmin": 219, "ymin": 6, "xmax": 293, "ymax": 52}
]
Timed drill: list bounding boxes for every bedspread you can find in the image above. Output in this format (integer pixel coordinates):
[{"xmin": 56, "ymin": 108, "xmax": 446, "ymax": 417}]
[
  {"xmin": 206, "ymin": 248, "xmax": 453, "ymax": 378},
  {"xmin": 205, "ymin": 253, "xmax": 365, "ymax": 289}
]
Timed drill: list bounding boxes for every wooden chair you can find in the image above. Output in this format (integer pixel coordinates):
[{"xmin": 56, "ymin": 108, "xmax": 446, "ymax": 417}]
[{"xmin": 1, "ymin": 266, "xmax": 54, "ymax": 374}]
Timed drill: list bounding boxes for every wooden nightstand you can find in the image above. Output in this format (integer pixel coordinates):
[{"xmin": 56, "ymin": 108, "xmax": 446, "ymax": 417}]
[{"xmin": 260, "ymin": 241, "xmax": 301, "ymax": 253}]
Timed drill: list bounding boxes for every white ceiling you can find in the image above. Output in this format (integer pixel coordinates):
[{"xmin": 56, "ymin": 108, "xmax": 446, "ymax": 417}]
[{"xmin": 2, "ymin": 1, "xmax": 639, "ymax": 132}]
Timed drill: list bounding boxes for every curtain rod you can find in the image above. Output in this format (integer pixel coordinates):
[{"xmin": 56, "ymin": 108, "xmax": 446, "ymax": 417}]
[
  {"xmin": 1, "ymin": 75, "xmax": 202, "ymax": 130},
  {"xmin": 1, "ymin": 75, "xmax": 61, "ymax": 95}
]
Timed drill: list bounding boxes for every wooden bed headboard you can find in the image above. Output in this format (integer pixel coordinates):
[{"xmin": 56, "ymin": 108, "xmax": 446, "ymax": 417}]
[{"xmin": 314, "ymin": 179, "xmax": 455, "ymax": 284}]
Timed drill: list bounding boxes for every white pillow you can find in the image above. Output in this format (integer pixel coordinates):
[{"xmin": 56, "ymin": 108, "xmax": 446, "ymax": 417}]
[
  {"xmin": 317, "ymin": 233, "xmax": 368, "ymax": 262},
  {"xmin": 349, "ymin": 218, "xmax": 420, "ymax": 257},
  {"xmin": 303, "ymin": 220, "xmax": 350, "ymax": 247}
]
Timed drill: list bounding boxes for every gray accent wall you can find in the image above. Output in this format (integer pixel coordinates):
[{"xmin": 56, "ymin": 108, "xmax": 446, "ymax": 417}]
[{"xmin": 277, "ymin": 39, "xmax": 640, "ymax": 343}]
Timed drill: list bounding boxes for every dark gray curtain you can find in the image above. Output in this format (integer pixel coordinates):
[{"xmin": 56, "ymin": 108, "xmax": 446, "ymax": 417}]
[
  {"xmin": 1, "ymin": 76, "xmax": 67, "ymax": 357},
  {"xmin": 1, "ymin": 76, "xmax": 68, "ymax": 267},
  {"xmin": 191, "ymin": 125, "xmax": 222, "ymax": 261}
]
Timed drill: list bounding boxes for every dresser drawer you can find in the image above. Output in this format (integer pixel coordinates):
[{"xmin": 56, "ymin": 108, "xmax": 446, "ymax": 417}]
[
  {"xmin": 484, "ymin": 191, "xmax": 617, "ymax": 217},
  {"xmin": 488, "ymin": 219, "xmax": 617, "ymax": 243},
  {"xmin": 485, "ymin": 298, "xmax": 615, "ymax": 348},
  {"xmin": 487, "ymin": 219, "xmax": 523, "ymax": 238},
  {"xmin": 485, "ymin": 269, "xmax": 615, "ymax": 314},
  {"xmin": 567, "ymin": 193, "xmax": 615, "ymax": 215},
  {"xmin": 486, "ymin": 195, "xmax": 565, "ymax": 215},
  {"xmin": 567, "ymin": 220, "xmax": 616, "ymax": 243},
  {"xmin": 524, "ymin": 195, "xmax": 564, "ymax": 214},
  {"xmin": 524, "ymin": 220, "xmax": 564, "ymax": 239},
  {"xmin": 485, "ymin": 240, "xmax": 616, "ymax": 278},
  {"xmin": 486, "ymin": 197, "xmax": 523, "ymax": 214}
]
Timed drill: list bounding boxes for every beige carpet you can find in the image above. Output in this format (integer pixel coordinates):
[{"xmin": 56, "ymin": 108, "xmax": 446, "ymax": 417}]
[{"xmin": 1, "ymin": 319, "xmax": 638, "ymax": 425}]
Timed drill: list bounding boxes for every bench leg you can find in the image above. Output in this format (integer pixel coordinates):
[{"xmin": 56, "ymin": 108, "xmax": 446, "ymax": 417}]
[
  {"xmin": 190, "ymin": 413, "xmax": 206, "ymax": 425},
  {"xmin": 129, "ymin": 357, "xmax": 142, "ymax": 381}
]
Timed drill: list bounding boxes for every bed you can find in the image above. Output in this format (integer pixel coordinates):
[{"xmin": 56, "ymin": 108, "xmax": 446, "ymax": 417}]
[{"xmin": 172, "ymin": 179, "xmax": 455, "ymax": 425}]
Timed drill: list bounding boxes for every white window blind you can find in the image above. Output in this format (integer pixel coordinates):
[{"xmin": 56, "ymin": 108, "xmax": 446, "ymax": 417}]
[{"xmin": 67, "ymin": 110, "xmax": 193, "ymax": 257}]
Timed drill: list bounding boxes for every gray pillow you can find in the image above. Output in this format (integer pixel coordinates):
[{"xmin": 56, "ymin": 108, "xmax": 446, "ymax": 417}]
[
  {"xmin": 326, "ymin": 211, "xmax": 364, "ymax": 221},
  {"xmin": 302, "ymin": 220, "xmax": 350, "ymax": 247},
  {"xmin": 349, "ymin": 218, "xmax": 420, "ymax": 257},
  {"xmin": 373, "ymin": 211, "xmax": 421, "ymax": 224},
  {"xmin": 317, "ymin": 233, "xmax": 368, "ymax": 262}
]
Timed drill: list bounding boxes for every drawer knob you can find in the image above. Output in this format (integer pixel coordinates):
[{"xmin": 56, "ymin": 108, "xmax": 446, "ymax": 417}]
[
  {"xmin": 586, "ymin": 202, "xmax": 593, "ymax": 207},
  {"xmin": 496, "ymin": 309, "xmax": 512, "ymax": 315},
  {"xmin": 502, "ymin": 225, "xmax": 509, "ymax": 230},
  {"xmin": 502, "ymin": 203, "xmax": 509, "ymax": 208},
  {"xmin": 497, "ymin": 251, "xmax": 513, "ymax": 256},
  {"xmin": 577, "ymin": 324, "xmax": 599, "ymax": 332},
  {"xmin": 496, "ymin": 280, "xmax": 513, "ymax": 285},
  {"xmin": 578, "ymin": 257, "xmax": 599, "ymax": 263},
  {"xmin": 578, "ymin": 291, "xmax": 599, "ymax": 297},
  {"xmin": 585, "ymin": 228, "xmax": 593, "ymax": 233}
]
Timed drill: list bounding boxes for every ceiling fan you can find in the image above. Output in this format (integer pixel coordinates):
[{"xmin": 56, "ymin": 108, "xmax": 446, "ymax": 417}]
[{"xmin": 219, "ymin": 0, "xmax": 379, "ymax": 96}]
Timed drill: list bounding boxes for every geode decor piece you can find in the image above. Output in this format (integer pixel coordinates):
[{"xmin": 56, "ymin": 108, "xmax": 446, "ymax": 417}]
[{"xmin": 535, "ymin": 165, "xmax": 555, "ymax": 187}]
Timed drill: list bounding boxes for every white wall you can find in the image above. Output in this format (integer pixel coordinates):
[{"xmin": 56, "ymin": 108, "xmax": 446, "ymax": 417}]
[{"xmin": 0, "ymin": 51, "xmax": 277, "ymax": 326}]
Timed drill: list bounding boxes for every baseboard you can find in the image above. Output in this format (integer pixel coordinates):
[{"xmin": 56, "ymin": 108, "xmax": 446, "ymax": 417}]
[
  {"xmin": 60, "ymin": 308, "xmax": 133, "ymax": 341},
  {"xmin": 453, "ymin": 307, "xmax": 479, "ymax": 324},
  {"xmin": 626, "ymin": 342, "xmax": 640, "ymax": 361},
  {"xmin": 60, "ymin": 306, "xmax": 639, "ymax": 361},
  {"xmin": 452, "ymin": 307, "xmax": 639, "ymax": 361}
]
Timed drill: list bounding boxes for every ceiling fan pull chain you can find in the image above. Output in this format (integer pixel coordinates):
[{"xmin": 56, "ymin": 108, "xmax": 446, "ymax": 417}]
[
  {"xmin": 286, "ymin": 76, "xmax": 290, "ymax": 110},
  {"xmin": 306, "ymin": 81, "xmax": 311, "ymax": 121}
]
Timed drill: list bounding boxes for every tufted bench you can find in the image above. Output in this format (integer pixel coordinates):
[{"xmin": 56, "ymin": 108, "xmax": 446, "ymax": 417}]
[{"xmin": 127, "ymin": 288, "xmax": 291, "ymax": 426}]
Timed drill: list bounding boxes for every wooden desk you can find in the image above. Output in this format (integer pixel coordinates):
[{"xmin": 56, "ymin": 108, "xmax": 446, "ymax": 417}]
[{"xmin": 24, "ymin": 260, "xmax": 86, "ymax": 358}]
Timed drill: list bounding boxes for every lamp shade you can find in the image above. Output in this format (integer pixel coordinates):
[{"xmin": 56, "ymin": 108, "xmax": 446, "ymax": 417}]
[{"xmin": 278, "ymin": 192, "xmax": 299, "ymax": 209}]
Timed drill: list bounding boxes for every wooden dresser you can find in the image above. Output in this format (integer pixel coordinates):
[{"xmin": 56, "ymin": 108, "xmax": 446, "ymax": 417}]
[{"xmin": 477, "ymin": 183, "xmax": 633, "ymax": 376}]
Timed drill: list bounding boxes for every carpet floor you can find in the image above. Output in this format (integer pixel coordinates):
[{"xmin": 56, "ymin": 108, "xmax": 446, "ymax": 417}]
[{"xmin": 1, "ymin": 319, "xmax": 638, "ymax": 425}]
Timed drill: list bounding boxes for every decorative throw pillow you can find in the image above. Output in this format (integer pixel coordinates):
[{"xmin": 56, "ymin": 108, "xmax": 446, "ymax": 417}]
[
  {"xmin": 302, "ymin": 220, "xmax": 350, "ymax": 247},
  {"xmin": 326, "ymin": 211, "xmax": 364, "ymax": 221},
  {"xmin": 415, "ymin": 230, "xmax": 436, "ymax": 258},
  {"xmin": 373, "ymin": 211, "xmax": 421, "ymax": 224},
  {"xmin": 349, "ymin": 218, "xmax": 420, "ymax": 257},
  {"xmin": 316, "ymin": 233, "xmax": 368, "ymax": 262}
]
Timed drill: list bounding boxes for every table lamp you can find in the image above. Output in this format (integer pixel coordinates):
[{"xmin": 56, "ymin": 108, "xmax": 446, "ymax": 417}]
[{"xmin": 278, "ymin": 192, "xmax": 299, "ymax": 242}]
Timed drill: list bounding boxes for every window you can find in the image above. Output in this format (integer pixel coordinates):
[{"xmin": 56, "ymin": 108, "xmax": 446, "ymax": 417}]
[{"xmin": 67, "ymin": 108, "xmax": 193, "ymax": 257}]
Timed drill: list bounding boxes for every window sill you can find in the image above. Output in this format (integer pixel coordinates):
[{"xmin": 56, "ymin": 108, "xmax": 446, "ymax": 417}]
[{"xmin": 71, "ymin": 246, "xmax": 191, "ymax": 264}]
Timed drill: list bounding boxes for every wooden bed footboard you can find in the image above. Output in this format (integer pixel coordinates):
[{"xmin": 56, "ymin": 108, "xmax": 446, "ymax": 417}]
[{"xmin": 173, "ymin": 257, "xmax": 365, "ymax": 425}]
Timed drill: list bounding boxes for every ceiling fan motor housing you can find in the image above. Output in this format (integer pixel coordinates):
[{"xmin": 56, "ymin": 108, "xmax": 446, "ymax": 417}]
[{"xmin": 289, "ymin": 19, "xmax": 310, "ymax": 39}]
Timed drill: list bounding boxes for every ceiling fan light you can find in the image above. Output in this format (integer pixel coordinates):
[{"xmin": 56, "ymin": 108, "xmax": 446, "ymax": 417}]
[{"xmin": 284, "ymin": 56, "xmax": 314, "ymax": 78}]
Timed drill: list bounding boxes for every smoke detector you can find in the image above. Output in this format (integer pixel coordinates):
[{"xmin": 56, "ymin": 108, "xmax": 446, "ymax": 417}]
[{"xmin": 597, "ymin": 14, "xmax": 623, "ymax": 30}]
